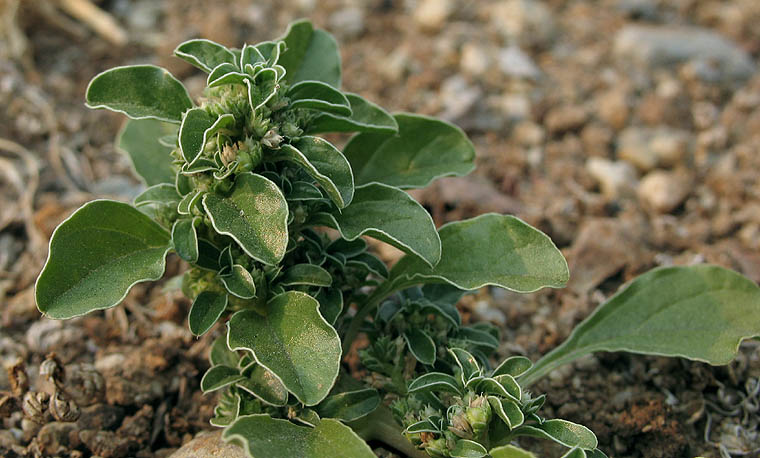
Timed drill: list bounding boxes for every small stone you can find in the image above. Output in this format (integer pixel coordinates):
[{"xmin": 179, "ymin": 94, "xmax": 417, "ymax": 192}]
[
  {"xmin": 545, "ymin": 105, "xmax": 588, "ymax": 134},
  {"xmin": 170, "ymin": 430, "xmax": 246, "ymax": 458},
  {"xmin": 491, "ymin": 0, "xmax": 556, "ymax": 48},
  {"xmin": 618, "ymin": 127, "xmax": 690, "ymax": 171},
  {"xmin": 595, "ymin": 89, "xmax": 629, "ymax": 130},
  {"xmin": 414, "ymin": 0, "xmax": 453, "ymax": 31},
  {"xmin": 76, "ymin": 404, "xmax": 125, "ymax": 431},
  {"xmin": 649, "ymin": 129, "xmax": 689, "ymax": 167},
  {"xmin": 328, "ymin": 7, "xmax": 364, "ymax": 39},
  {"xmin": 586, "ymin": 158, "xmax": 638, "ymax": 200},
  {"xmin": 79, "ymin": 430, "xmax": 136, "ymax": 458},
  {"xmin": 613, "ymin": 25, "xmax": 755, "ymax": 83},
  {"xmin": 581, "ymin": 123, "xmax": 614, "ymax": 157},
  {"xmin": 439, "ymin": 75, "xmax": 482, "ymax": 122},
  {"xmin": 460, "ymin": 43, "xmax": 492, "ymax": 78},
  {"xmin": 513, "ymin": 121, "xmax": 545, "ymax": 147},
  {"xmin": 497, "ymin": 45, "xmax": 541, "ymax": 79},
  {"xmin": 36, "ymin": 422, "xmax": 80, "ymax": 457},
  {"xmin": 637, "ymin": 170, "xmax": 691, "ymax": 213}
]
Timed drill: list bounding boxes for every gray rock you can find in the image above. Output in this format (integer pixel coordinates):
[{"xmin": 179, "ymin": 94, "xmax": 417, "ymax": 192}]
[
  {"xmin": 439, "ymin": 75, "xmax": 482, "ymax": 122},
  {"xmin": 586, "ymin": 158, "xmax": 638, "ymax": 200},
  {"xmin": 491, "ymin": 0, "xmax": 556, "ymax": 48},
  {"xmin": 614, "ymin": 25, "xmax": 755, "ymax": 83},
  {"xmin": 618, "ymin": 127, "xmax": 691, "ymax": 171},
  {"xmin": 329, "ymin": 7, "xmax": 365, "ymax": 39},
  {"xmin": 171, "ymin": 430, "xmax": 246, "ymax": 458},
  {"xmin": 498, "ymin": 45, "xmax": 541, "ymax": 79}
]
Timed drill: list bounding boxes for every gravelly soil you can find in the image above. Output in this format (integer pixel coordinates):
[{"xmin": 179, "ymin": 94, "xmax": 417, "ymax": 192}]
[{"xmin": 1, "ymin": 0, "xmax": 759, "ymax": 457}]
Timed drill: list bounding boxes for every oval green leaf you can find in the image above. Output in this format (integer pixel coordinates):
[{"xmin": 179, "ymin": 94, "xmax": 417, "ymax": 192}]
[
  {"xmin": 407, "ymin": 372, "xmax": 461, "ymax": 395},
  {"xmin": 278, "ymin": 137, "xmax": 354, "ymax": 209},
  {"xmin": 203, "ymin": 173, "xmax": 289, "ymax": 266},
  {"xmin": 287, "ymin": 80, "xmax": 351, "ymax": 116},
  {"xmin": 279, "ymin": 19, "xmax": 342, "ymax": 88},
  {"xmin": 493, "ymin": 356, "xmax": 533, "ymax": 378},
  {"xmin": 344, "ymin": 113, "xmax": 475, "ymax": 189},
  {"xmin": 487, "ymin": 396, "xmax": 524, "ymax": 429},
  {"xmin": 319, "ymin": 183, "xmax": 441, "ymax": 267},
  {"xmin": 36, "ymin": 200, "xmax": 171, "ymax": 319},
  {"xmin": 316, "ymin": 289, "xmax": 343, "ymax": 325},
  {"xmin": 227, "ymin": 291, "xmax": 341, "ymax": 405},
  {"xmin": 306, "ymin": 93, "xmax": 398, "ymax": 135},
  {"xmin": 210, "ymin": 334, "xmax": 240, "ymax": 367},
  {"xmin": 489, "ymin": 445, "xmax": 537, "ymax": 458},
  {"xmin": 390, "ymin": 214, "xmax": 569, "ymax": 293},
  {"xmin": 451, "ymin": 440, "xmax": 488, "ymax": 458},
  {"xmin": 200, "ymin": 365, "xmax": 244, "ymax": 393},
  {"xmin": 117, "ymin": 119, "xmax": 177, "ymax": 185},
  {"xmin": 316, "ymin": 388, "xmax": 380, "ymax": 422},
  {"xmin": 404, "ymin": 328, "xmax": 436, "ymax": 365},
  {"xmin": 86, "ymin": 65, "xmax": 193, "ymax": 123},
  {"xmin": 220, "ymin": 264, "xmax": 257, "ymax": 299},
  {"xmin": 189, "ymin": 291, "xmax": 228, "ymax": 336},
  {"xmin": 171, "ymin": 217, "xmax": 199, "ymax": 263},
  {"xmin": 237, "ymin": 364, "xmax": 289, "ymax": 406},
  {"xmin": 279, "ymin": 264, "xmax": 332, "ymax": 287},
  {"xmin": 513, "ymin": 420, "xmax": 597, "ymax": 450},
  {"xmin": 521, "ymin": 265, "xmax": 760, "ymax": 386},
  {"xmin": 223, "ymin": 415, "xmax": 375, "ymax": 458},
  {"xmin": 134, "ymin": 183, "xmax": 180, "ymax": 206},
  {"xmin": 174, "ymin": 39, "xmax": 237, "ymax": 73}
]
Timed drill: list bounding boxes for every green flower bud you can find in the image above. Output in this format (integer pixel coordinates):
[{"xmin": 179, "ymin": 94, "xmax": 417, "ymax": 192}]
[
  {"xmin": 448, "ymin": 409, "xmax": 473, "ymax": 439},
  {"xmin": 424, "ymin": 437, "xmax": 449, "ymax": 458},
  {"xmin": 465, "ymin": 395, "xmax": 491, "ymax": 438},
  {"xmin": 281, "ymin": 121, "xmax": 302, "ymax": 138}
]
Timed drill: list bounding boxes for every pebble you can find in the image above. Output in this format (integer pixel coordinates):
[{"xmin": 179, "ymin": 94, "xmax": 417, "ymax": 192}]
[
  {"xmin": 545, "ymin": 105, "xmax": 588, "ymax": 134},
  {"xmin": 586, "ymin": 157, "xmax": 638, "ymax": 200},
  {"xmin": 76, "ymin": 404, "xmax": 125, "ymax": 431},
  {"xmin": 460, "ymin": 43, "xmax": 492, "ymax": 78},
  {"xmin": 328, "ymin": 6, "xmax": 365, "ymax": 39},
  {"xmin": 618, "ymin": 127, "xmax": 690, "ymax": 172},
  {"xmin": 414, "ymin": 0, "xmax": 453, "ymax": 31},
  {"xmin": 439, "ymin": 75, "xmax": 482, "ymax": 122},
  {"xmin": 36, "ymin": 422, "xmax": 80, "ymax": 457},
  {"xmin": 491, "ymin": 0, "xmax": 556, "ymax": 48},
  {"xmin": 637, "ymin": 170, "xmax": 691, "ymax": 213},
  {"xmin": 595, "ymin": 89, "xmax": 629, "ymax": 130},
  {"xmin": 170, "ymin": 430, "xmax": 246, "ymax": 458},
  {"xmin": 614, "ymin": 25, "xmax": 755, "ymax": 83},
  {"xmin": 497, "ymin": 46, "xmax": 541, "ymax": 80}
]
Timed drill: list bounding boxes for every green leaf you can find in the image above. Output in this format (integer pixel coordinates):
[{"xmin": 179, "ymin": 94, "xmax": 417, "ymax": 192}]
[
  {"xmin": 196, "ymin": 239, "xmax": 222, "ymax": 271},
  {"xmin": 134, "ymin": 183, "xmax": 180, "ymax": 206},
  {"xmin": 403, "ymin": 328, "xmax": 436, "ymax": 365},
  {"xmin": 451, "ymin": 439, "xmax": 488, "ymax": 458},
  {"xmin": 317, "ymin": 289, "xmax": 343, "ymax": 325},
  {"xmin": 487, "ymin": 396, "xmax": 524, "ymax": 429},
  {"xmin": 280, "ymin": 264, "xmax": 332, "ymax": 287},
  {"xmin": 493, "ymin": 356, "xmax": 532, "ymax": 378},
  {"xmin": 207, "ymin": 63, "xmax": 249, "ymax": 87},
  {"xmin": 220, "ymin": 264, "xmax": 257, "ymax": 299},
  {"xmin": 344, "ymin": 113, "xmax": 475, "ymax": 189},
  {"xmin": 240, "ymin": 44, "xmax": 266, "ymax": 67},
  {"xmin": 316, "ymin": 388, "xmax": 380, "ymax": 422},
  {"xmin": 306, "ymin": 93, "xmax": 398, "ymax": 135},
  {"xmin": 450, "ymin": 348, "xmax": 482, "ymax": 383},
  {"xmin": 278, "ymin": 137, "xmax": 354, "ymax": 209},
  {"xmin": 223, "ymin": 415, "xmax": 375, "ymax": 458},
  {"xmin": 227, "ymin": 291, "xmax": 341, "ymax": 405},
  {"xmin": 179, "ymin": 109, "xmax": 234, "ymax": 164},
  {"xmin": 348, "ymin": 253, "xmax": 388, "ymax": 279},
  {"xmin": 407, "ymin": 372, "xmax": 461, "ymax": 395},
  {"xmin": 561, "ymin": 449, "xmax": 587, "ymax": 458},
  {"xmin": 287, "ymin": 80, "xmax": 351, "ymax": 116},
  {"xmin": 117, "ymin": 119, "xmax": 176, "ymax": 185},
  {"xmin": 210, "ymin": 334, "xmax": 239, "ymax": 367},
  {"xmin": 203, "ymin": 173, "xmax": 289, "ymax": 265},
  {"xmin": 36, "ymin": 200, "xmax": 171, "ymax": 319},
  {"xmin": 390, "ymin": 214, "xmax": 569, "ymax": 293},
  {"xmin": 521, "ymin": 265, "xmax": 760, "ymax": 386},
  {"xmin": 188, "ymin": 291, "xmax": 228, "ymax": 336},
  {"xmin": 237, "ymin": 364, "xmax": 289, "ymax": 406},
  {"xmin": 279, "ymin": 19, "xmax": 341, "ymax": 88},
  {"xmin": 174, "ymin": 39, "xmax": 237, "ymax": 72},
  {"xmin": 513, "ymin": 420, "xmax": 597, "ymax": 449},
  {"xmin": 287, "ymin": 181, "xmax": 324, "ymax": 201},
  {"xmin": 489, "ymin": 445, "xmax": 537, "ymax": 458},
  {"xmin": 172, "ymin": 217, "xmax": 199, "ymax": 263},
  {"xmin": 200, "ymin": 365, "xmax": 244, "ymax": 393},
  {"xmin": 318, "ymin": 183, "xmax": 441, "ymax": 267},
  {"xmin": 86, "ymin": 65, "xmax": 193, "ymax": 122}
]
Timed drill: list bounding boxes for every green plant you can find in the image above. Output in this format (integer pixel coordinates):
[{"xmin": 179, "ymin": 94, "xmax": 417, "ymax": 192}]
[{"xmin": 34, "ymin": 19, "xmax": 760, "ymax": 458}]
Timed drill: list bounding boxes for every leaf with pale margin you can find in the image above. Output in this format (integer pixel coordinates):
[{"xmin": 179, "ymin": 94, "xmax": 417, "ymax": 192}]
[
  {"xmin": 208, "ymin": 63, "xmax": 249, "ymax": 87},
  {"xmin": 306, "ymin": 93, "xmax": 398, "ymax": 135},
  {"xmin": 189, "ymin": 291, "xmax": 228, "ymax": 336},
  {"xmin": 390, "ymin": 214, "xmax": 569, "ymax": 293},
  {"xmin": 344, "ymin": 113, "xmax": 475, "ymax": 189},
  {"xmin": 493, "ymin": 356, "xmax": 532, "ymax": 378},
  {"xmin": 287, "ymin": 80, "xmax": 351, "ymax": 116},
  {"xmin": 513, "ymin": 420, "xmax": 597, "ymax": 449},
  {"xmin": 36, "ymin": 200, "xmax": 170, "ymax": 319},
  {"xmin": 404, "ymin": 328, "xmax": 436, "ymax": 365},
  {"xmin": 279, "ymin": 19, "xmax": 341, "ymax": 88},
  {"xmin": 117, "ymin": 119, "xmax": 176, "ymax": 185},
  {"xmin": 203, "ymin": 173, "xmax": 289, "ymax": 266},
  {"xmin": 317, "ymin": 183, "xmax": 441, "ymax": 267},
  {"xmin": 174, "ymin": 39, "xmax": 237, "ymax": 72},
  {"xmin": 134, "ymin": 184, "xmax": 180, "ymax": 206},
  {"xmin": 407, "ymin": 372, "xmax": 461, "ymax": 395},
  {"xmin": 561, "ymin": 449, "xmax": 587, "ymax": 458},
  {"xmin": 220, "ymin": 264, "xmax": 257, "ymax": 299},
  {"xmin": 172, "ymin": 217, "xmax": 199, "ymax": 263},
  {"xmin": 317, "ymin": 289, "xmax": 343, "ymax": 325},
  {"xmin": 201, "ymin": 365, "xmax": 244, "ymax": 393},
  {"xmin": 521, "ymin": 265, "xmax": 760, "ymax": 386},
  {"xmin": 489, "ymin": 445, "xmax": 537, "ymax": 458},
  {"xmin": 487, "ymin": 396, "xmax": 524, "ymax": 429},
  {"xmin": 227, "ymin": 291, "xmax": 341, "ymax": 405},
  {"xmin": 86, "ymin": 65, "xmax": 193, "ymax": 123},
  {"xmin": 237, "ymin": 364, "xmax": 288, "ymax": 406},
  {"xmin": 180, "ymin": 110, "xmax": 234, "ymax": 165},
  {"xmin": 277, "ymin": 137, "xmax": 353, "ymax": 208},
  {"xmin": 316, "ymin": 388, "xmax": 380, "ymax": 422},
  {"xmin": 223, "ymin": 415, "xmax": 374, "ymax": 458},
  {"xmin": 451, "ymin": 440, "xmax": 488, "ymax": 458},
  {"xmin": 279, "ymin": 264, "xmax": 332, "ymax": 287},
  {"xmin": 210, "ymin": 334, "xmax": 239, "ymax": 367}
]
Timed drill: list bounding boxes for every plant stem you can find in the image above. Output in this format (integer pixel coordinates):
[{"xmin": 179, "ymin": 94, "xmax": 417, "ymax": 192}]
[{"xmin": 350, "ymin": 406, "xmax": 428, "ymax": 458}]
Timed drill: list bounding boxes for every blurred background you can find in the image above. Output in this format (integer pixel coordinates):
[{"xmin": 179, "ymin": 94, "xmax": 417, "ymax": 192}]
[{"xmin": 1, "ymin": 0, "xmax": 760, "ymax": 456}]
